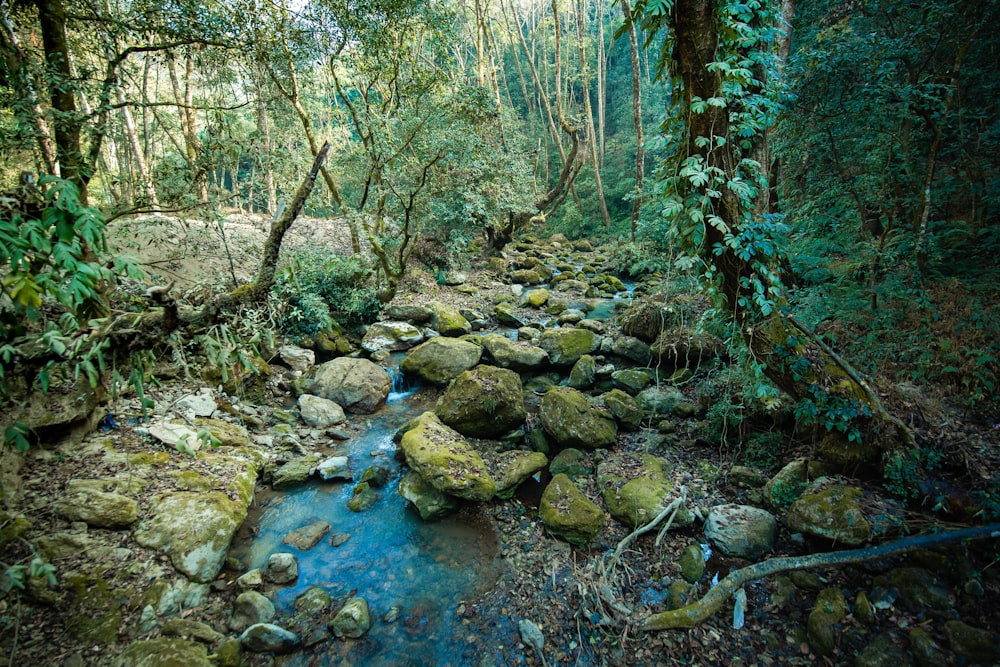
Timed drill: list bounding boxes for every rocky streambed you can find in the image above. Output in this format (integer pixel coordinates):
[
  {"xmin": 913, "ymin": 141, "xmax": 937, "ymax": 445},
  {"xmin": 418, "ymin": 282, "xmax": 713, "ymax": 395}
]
[{"xmin": 2, "ymin": 234, "xmax": 998, "ymax": 667}]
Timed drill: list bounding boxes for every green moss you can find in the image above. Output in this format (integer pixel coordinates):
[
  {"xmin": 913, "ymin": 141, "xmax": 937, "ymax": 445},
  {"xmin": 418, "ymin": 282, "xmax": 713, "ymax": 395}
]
[
  {"xmin": 127, "ymin": 451, "xmax": 171, "ymax": 467},
  {"xmin": 0, "ymin": 513, "xmax": 31, "ymax": 550},
  {"xmin": 64, "ymin": 573, "xmax": 124, "ymax": 643}
]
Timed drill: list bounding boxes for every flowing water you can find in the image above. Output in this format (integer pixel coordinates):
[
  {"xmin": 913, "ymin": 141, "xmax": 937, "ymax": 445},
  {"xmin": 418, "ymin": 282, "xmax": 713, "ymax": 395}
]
[{"xmin": 230, "ymin": 362, "xmax": 499, "ymax": 666}]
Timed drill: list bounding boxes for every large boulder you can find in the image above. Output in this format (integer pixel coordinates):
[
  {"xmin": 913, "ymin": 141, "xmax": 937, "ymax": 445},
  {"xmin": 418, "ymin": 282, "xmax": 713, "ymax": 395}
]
[
  {"xmin": 329, "ymin": 597, "xmax": 372, "ymax": 639},
  {"xmin": 539, "ymin": 386, "xmax": 617, "ymax": 449},
  {"xmin": 240, "ymin": 623, "xmax": 300, "ymax": 654},
  {"xmin": 230, "ymin": 591, "xmax": 275, "ymax": 631},
  {"xmin": 272, "ymin": 454, "xmax": 322, "ymax": 490},
  {"xmin": 361, "ymin": 321, "xmax": 425, "ymax": 353},
  {"xmin": 53, "ymin": 487, "xmax": 139, "ymax": 529},
  {"xmin": 704, "ymin": 504, "xmax": 778, "ymax": 559},
  {"xmin": 385, "ymin": 303, "xmax": 433, "ymax": 323},
  {"xmin": 398, "ymin": 471, "xmax": 458, "ymax": 520},
  {"xmin": 312, "ymin": 357, "xmax": 391, "ymax": 414},
  {"xmin": 297, "ymin": 394, "xmax": 346, "ymax": 428},
  {"xmin": 635, "ymin": 386, "xmax": 686, "ymax": 417},
  {"xmin": 111, "ymin": 638, "xmax": 212, "ymax": 667},
  {"xmin": 539, "ymin": 473, "xmax": 604, "ymax": 546},
  {"xmin": 491, "ymin": 450, "xmax": 548, "ymax": 499},
  {"xmin": 427, "ymin": 300, "xmax": 472, "ymax": 337},
  {"xmin": 401, "ymin": 338, "xmax": 482, "ymax": 385},
  {"xmin": 619, "ymin": 299, "xmax": 675, "ymax": 342},
  {"xmin": 787, "ymin": 486, "xmax": 871, "ymax": 545},
  {"xmin": 480, "ymin": 333, "xmax": 549, "ymax": 370},
  {"xmin": 611, "ymin": 336, "xmax": 652, "ymax": 364},
  {"xmin": 602, "ymin": 389, "xmax": 644, "ymax": 431},
  {"xmin": 598, "ymin": 453, "xmax": 692, "ymax": 529},
  {"xmin": 435, "ymin": 365, "xmax": 526, "ymax": 438},
  {"xmin": 537, "ymin": 327, "xmax": 600, "ymax": 367},
  {"xmin": 398, "ymin": 412, "xmax": 495, "ymax": 501}
]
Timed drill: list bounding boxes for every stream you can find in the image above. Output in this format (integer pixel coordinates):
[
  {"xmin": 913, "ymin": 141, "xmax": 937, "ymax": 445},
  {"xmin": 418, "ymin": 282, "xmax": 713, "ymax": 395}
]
[{"xmin": 230, "ymin": 281, "xmax": 634, "ymax": 665}]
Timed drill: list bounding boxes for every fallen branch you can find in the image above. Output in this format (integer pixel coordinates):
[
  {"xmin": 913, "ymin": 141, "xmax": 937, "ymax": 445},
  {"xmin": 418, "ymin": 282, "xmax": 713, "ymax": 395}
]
[{"xmin": 639, "ymin": 523, "xmax": 1000, "ymax": 631}]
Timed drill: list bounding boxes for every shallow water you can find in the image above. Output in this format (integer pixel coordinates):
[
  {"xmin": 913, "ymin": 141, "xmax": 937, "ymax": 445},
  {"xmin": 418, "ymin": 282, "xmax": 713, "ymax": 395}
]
[{"xmin": 231, "ymin": 368, "xmax": 500, "ymax": 666}]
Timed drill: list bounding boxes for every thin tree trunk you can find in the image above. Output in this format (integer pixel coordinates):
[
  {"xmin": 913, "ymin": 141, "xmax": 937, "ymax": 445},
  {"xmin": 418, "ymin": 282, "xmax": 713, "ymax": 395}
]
[
  {"xmin": 254, "ymin": 66, "xmax": 276, "ymax": 214},
  {"xmin": 116, "ymin": 85, "xmax": 159, "ymax": 207},
  {"xmin": 621, "ymin": 0, "xmax": 645, "ymax": 241},
  {"xmin": 575, "ymin": 0, "xmax": 611, "ymax": 227},
  {"xmin": 596, "ymin": 0, "xmax": 607, "ymax": 163}
]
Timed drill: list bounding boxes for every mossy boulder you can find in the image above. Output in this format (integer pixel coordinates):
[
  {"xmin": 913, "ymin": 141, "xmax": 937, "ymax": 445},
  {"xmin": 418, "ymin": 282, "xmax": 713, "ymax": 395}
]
[
  {"xmin": 598, "ymin": 453, "xmax": 692, "ymax": 529},
  {"xmin": 401, "ymin": 337, "xmax": 483, "ymax": 385},
  {"xmin": 619, "ymin": 299, "xmax": 675, "ymax": 342},
  {"xmin": 480, "ymin": 333, "xmax": 549, "ymax": 370},
  {"xmin": 361, "ymin": 320, "xmax": 425, "ymax": 353},
  {"xmin": 134, "ymin": 490, "xmax": 251, "ymax": 583},
  {"xmin": 492, "ymin": 450, "xmax": 548, "ymax": 499},
  {"xmin": 510, "ymin": 269, "xmax": 543, "ymax": 285},
  {"xmin": 787, "ymin": 486, "xmax": 871, "ymax": 545},
  {"xmin": 537, "ymin": 327, "xmax": 600, "ymax": 367},
  {"xmin": 398, "ymin": 470, "xmax": 458, "ymax": 520},
  {"xmin": 763, "ymin": 458, "xmax": 826, "ymax": 508},
  {"xmin": 611, "ymin": 336, "xmax": 652, "ymax": 364},
  {"xmin": 549, "ymin": 448, "xmax": 592, "ymax": 481},
  {"xmin": 63, "ymin": 572, "xmax": 124, "ymax": 642},
  {"xmin": 330, "ymin": 596, "xmax": 372, "ymax": 639},
  {"xmin": 427, "ymin": 300, "xmax": 472, "ymax": 337},
  {"xmin": 635, "ymin": 385, "xmax": 685, "ymax": 415},
  {"xmin": 398, "ymin": 412, "xmax": 495, "ymax": 501},
  {"xmin": 312, "ymin": 357, "xmax": 391, "ymax": 414},
  {"xmin": 53, "ymin": 487, "xmax": 139, "ymax": 529},
  {"xmin": 602, "ymin": 389, "xmax": 644, "ymax": 431},
  {"xmin": 347, "ymin": 482, "xmax": 379, "ymax": 512},
  {"xmin": 191, "ymin": 418, "xmax": 252, "ymax": 448},
  {"xmin": 943, "ymin": 620, "xmax": 999, "ymax": 663},
  {"xmin": 386, "ymin": 303, "xmax": 434, "ymax": 323},
  {"xmin": 240, "ymin": 623, "xmax": 300, "ymax": 653},
  {"xmin": 524, "ymin": 289, "xmax": 550, "ymax": 307},
  {"xmin": 703, "ymin": 504, "xmax": 778, "ymax": 559},
  {"xmin": 568, "ymin": 354, "xmax": 596, "ymax": 389},
  {"xmin": 539, "ymin": 473, "xmax": 605, "ymax": 545},
  {"xmin": 494, "ymin": 302, "xmax": 526, "ymax": 327},
  {"xmin": 807, "ymin": 587, "xmax": 847, "ymax": 657},
  {"xmin": 435, "ymin": 365, "xmax": 527, "ymax": 438},
  {"xmin": 112, "ymin": 638, "xmax": 212, "ymax": 667},
  {"xmin": 539, "ymin": 386, "xmax": 617, "ymax": 449},
  {"xmin": 272, "ymin": 454, "xmax": 322, "ymax": 490},
  {"xmin": 874, "ymin": 567, "xmax": 954, "ymax": 612}
]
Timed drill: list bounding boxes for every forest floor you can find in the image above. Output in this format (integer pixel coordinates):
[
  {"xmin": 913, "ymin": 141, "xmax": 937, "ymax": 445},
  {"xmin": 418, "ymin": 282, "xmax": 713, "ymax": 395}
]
[{"xmin": 3, "ymin": 213, "xmax": 999, "ymax": 667}]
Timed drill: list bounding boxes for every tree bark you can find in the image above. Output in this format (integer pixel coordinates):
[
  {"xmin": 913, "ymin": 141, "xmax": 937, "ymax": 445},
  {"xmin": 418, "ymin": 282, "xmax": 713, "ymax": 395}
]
[
  {"xmin": 575, "ymin": 0, "xmax": 611, "ymax": 227},
  {"xmin": 621, "ymin": 0, "xmax": 644, "ymax": 241}
]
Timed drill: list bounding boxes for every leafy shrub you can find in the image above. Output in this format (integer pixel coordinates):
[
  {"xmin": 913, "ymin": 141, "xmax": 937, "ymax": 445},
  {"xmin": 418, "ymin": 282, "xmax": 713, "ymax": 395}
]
[{"xmin": 274, "ymin": 249, "xmax": 379, "ymax": 335}]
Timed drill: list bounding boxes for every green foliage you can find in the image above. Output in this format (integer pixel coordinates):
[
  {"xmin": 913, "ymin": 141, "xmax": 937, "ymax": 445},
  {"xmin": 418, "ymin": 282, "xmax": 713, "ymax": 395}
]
[
  {"xmin": 274, "ymin": 249, "xmax": 379, "ymax": 335},
  {"xmin": 4, "ymin": 556, "xmax": 57, "ymax": 592},
  {"xmin": 882, "ymin": 448, "xmax": 943, "ymax": 501},
  {"xmin": 2, "ymin": 422, "xmax": 30, "ymax": 452}
]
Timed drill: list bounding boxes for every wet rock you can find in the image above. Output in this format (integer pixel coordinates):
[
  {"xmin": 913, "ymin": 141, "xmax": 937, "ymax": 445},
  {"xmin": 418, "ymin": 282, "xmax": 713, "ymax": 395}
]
[
  {"xmin": 111, "ymin": 638, "xmax": 212, "ymax": 667},
  {"xmin": 557, "ymin": 309, "xmax": 585, "ymax": 325},
  {"xmin": 297, "ymin": 394, "xmax": 346, "ymax": 428},
  {"xmin": 854, "ymin": 591, "xmax": 875, "ymax": 625},
  {"xmin": 855, "ymin": 633, "xmax": 913, "ymax": 667},
  {"xmin": 549, "ymin": 448, "xmax": 592, "ymax": 481},
  {"xmin": 236, "ymin": 569, "xmax": 263, "ymax": 591},
  {"xmin": 611, "ymin": 336, "xmax": 652, "ymax": 364},
  {"xmin": 435, "ymin": 365, "xmax": 527, "ymax": 438},
  {"xmin": 264, "ymin": 553, "xmax": 299, "ymax": 584},
  {"xmin": 494, "ymin": 302, "xmax": 526, "ymax": 327},
  {"xmin": 598, "ymin": 453, "xmax": 692, "ymax": 529},
  {"xmin": 278, "ymin": 345, "xmax": 315, "ymax": 372},
  {"xmin": 330, "ymin": 596, "xmax": 371, "ymax": 639},
  {"xmin": 602, "ymin": 389, "xmax": 644, "ymax": 431},
  {"xmin": 427, "ymin": 300, "xmax": 472, "ymax": 337},
  {"xmin": 479, "ymin": 333, "xmax": 549, "ymax": 370},
  {"xmin": 763, "ymin": 458, "xmax": 825, "ymax": 509},
  {"xmin": 517, "ymin": 326, "xmax": 541, "ymax": 341},
  {"xmin": 568, "ymin": 355, "xmax": 596, "ymax": 389},
  {"xmin": 53, "ymin": 488, "xmax": 139, "ymax": 529},
  {"xmin": 230, "ymin": 591, "xmax": 275, "ymax": 631},
  {"xmin": 401, "ymin": 337, "xmax": 482, "ymax": 385},
  {"xmin": 807, "ymin": 587, "xmax": 846, "ymax": 657},
  {"xmin": 312, "ymin": 357, "xmax": 391, "ymax": 414},
  {"xmin": 537, "ymin": 327, "xmax": 600, "ymax": 367},
  {"xmin": 539, "ymin": 386, "xmax": 617, "ymax": 449},
  {"xmin": 679, "ymin": 543, "xmax": 706, "ymax": 583},
  {"xmin": 524, "ymin": 289, "xmax": 550, "ymax": 308},
  {"xmin": 347, "ymin": 481, "xmax": 379, "ymax": 512},
  {"xmin": 539, "ymin": 473, "xmax": 604, "ymax": 546},
  {"xmin": 315, "ymin": 456, "xmax": 351, "ymax": 481},
  {"xmin": 294, "ymin": 586, "xmax": 331, "ymax": 615},
  {"xmin": 329, "ymin": 532, "xmax": 351, "ymax": 547},
  {"xmin": 787, "ymin": 486, "xmax": 871, "ymax": 545},
  {"xmin": 399, "ymin": 470, "xmax": 458, "ymax": 520},
  {"xmin": 704, "ymin": 504, "xmax": 778, "ymax": 559},
  {"xmin": 510, "ymin": 269, "xmax": 543, "ymax": 285},
  {"xmin": 240, "ymin": 623, "xmax": 300, "ymax": 653},
  {"xmin": 282, "ymin": 520, "xmax": 331, "ymax": 551},
  {"xmin": 943, "ymin": 620, "xmax": 999, "ymax": 663},
  {"xmin": 362, "ymin": 321, "xmax": 425, "ymax": 353},
  {"xmin": 272, "ymin": 454, "xmax": 322, "ymax": 490},
  {"xmin": 359, "ymin": 465, "xmax": 390, "ymax": 488},
  {"xmin": 398, "ymin": 412, "xmax": 495, "ymax": 501},
  {"xmin": 908, "ymin": 627, "xmax": 948, "ymax": 667},
  {"xmin": 875, "ymin": 567, "xmax": 954, "ymax": 612},
  {"xmin": 160, "ymin": 618, "xmax": 223, "ymax": 643},
  {"xmin": 492, "ymin": 450, "xmax": 548, "ymax": 499}
]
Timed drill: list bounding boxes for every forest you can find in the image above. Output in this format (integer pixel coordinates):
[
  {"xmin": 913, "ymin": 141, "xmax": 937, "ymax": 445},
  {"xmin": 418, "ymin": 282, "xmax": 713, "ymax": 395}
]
[{"xmin": 1, "ymin": 0, "xmax": 999, "ymax": 665}]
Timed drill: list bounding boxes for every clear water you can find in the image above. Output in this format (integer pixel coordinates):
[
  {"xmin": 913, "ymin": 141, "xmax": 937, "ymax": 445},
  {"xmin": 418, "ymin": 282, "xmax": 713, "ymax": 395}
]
[{"xmin": 232, "ymin": 372, "xmax": 499, "ymax": 666}]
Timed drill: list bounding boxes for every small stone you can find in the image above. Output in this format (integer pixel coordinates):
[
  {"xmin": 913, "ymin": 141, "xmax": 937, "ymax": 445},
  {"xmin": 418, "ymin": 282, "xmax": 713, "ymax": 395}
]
[
  {"xmin": 330, "ymin": 532, "xmax": 351, "ymax": 547},
  {"xmin": 240, "ymin": 623, "xmax": 300, "ymax": 654},
  {"xmin": 230, "ymin": 591, "xmax": 275, "ymax": 631},
  {"xmin": 236, "ymin": 569, "xmax": 263, "ymax": 591},
  {"xmin": 347, "ymin": 482, "xmax": 379, "ymax": 512},
  {"xmin": 177, "ymin": 392, "xmax": 217, "ymax": 417},
  {"xmin": 264, "ymin": 553, "xmax": 298, "ymax": 585},
  {"xmin": 160, "ymin": 618, "xmax": 223, "ymax": 643},
  {"xmin": 294, "ymin": 587, "xmax": 331, "ymax": 615},
  {"xmin": 679, "ymin": 543, "xmax": 706, "ymax": 583},
  {"xmin": 807, "ymin": 587, "xmax": 846, "ymax": 657},
  {"xmin": 854, "ymin": 590, "xmax": 875, "ymax": 625},
  {"xmin": 279, "ymin": 345, "xmax": 315, "ymax": 372},
  {"xmin": 329, "ymin": 596, "xmax": 371, "ymax": 639},
  {"xmin": 383, "ymin": 606, "xmax": 401, "ymax": 623},
  {"xmin": 282, "ymin": 521, "xmax": 331, "ymax": 551}
]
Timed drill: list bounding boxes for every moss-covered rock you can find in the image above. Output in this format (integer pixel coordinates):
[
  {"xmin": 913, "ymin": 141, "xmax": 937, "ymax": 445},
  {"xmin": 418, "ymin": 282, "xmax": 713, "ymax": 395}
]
[
  {"xmin": 111, "ymin": 638, "xmax": 212, "ymax": 667},
  {"xmin": 855, "ymin": 633, "xmax": 913, "ymax": 667},
  {"xmin": 330, "ymin": 596, "xmax": 372, "ymax": 638},
  {"xmin": 398, "ymin": 470, "xmax": 458, "ymax": 520},
  {"xmin": 807, "ymin": 587, "xmax": 846, "ymax": 657},
  {"xmin": 763, "ymin": 458, "xmax": 825, "ymax": 508},
  {"xmin": 539, "ymin": 473, "xmax": 604, "ymax": 546},
  {"xmin": 361, "ymin": 320, "xmax": 425, "ymax": 353},
  {"xmin": 611, "ymin": 336, "xmax": 652, "ymax": 364},
  {"xmin": 549, "ymin": 448, "xmax": 592, "ymax": 481},
  {"xmin": 401, "ymin": 337, "xmax": 483, "ymax": 385},
  {"xmin": 704, "ymin": 504, "xmax": 778, "ymax": 559},
  {"xmin": 539, "ymin": 386, "xmax": 617, "ymax": 449},
  {"xmin": 602, "ymin": 389, "xmax": 644, "ymax": 431},
  {"xmin": 191, "ymin": 417, "xmax": 252, "ymax": 448},
  {"xmin": 650, "ymin": 329, "xmax": 725, "ymax": 367},
  {"xmin": 943, "ymin": 620, "xmax": 999, "ymax": 664},
  {"xmin": 64, "ymin": 572, "xmax": 124, "ymax": 642},
  {"xmin": 312, "ymin": 357, "xmax": 391, "ymax": 414},
  {"xmin": 398, "ymin": 412, "xmax": 495, "ymax": 501},
  {"xmin": 272, "ymin": 454, "xmax": 322, "ymax": 490},
  {"xmin": 524, "ymin": 289, "xmax": 550, "ymax": 308},
  {"xmin": 53, "ymin": 487, "xmax": 139, "ymax": 529},
  {"xmin": 598, "ymin": 453, "xmax": 692, "ymax": 529},
  {"xmin": 347, "ymin": 482, "xmax": 379, "ymax": 512},
  {"xmin": 537, "ymin": 327, "xmax": 600, "ymax": 367},
  {"xmin": 568, "ymin": 355, "xmax": 596, "ymax": 389},
  {"xmin": 435, "ymin": 365, "xmax": 527, "ymax": 438},
  {"xmin": 787, "ymin": 486, "xmax": 871, "ymax": 545},
  {"xmin": 635, "ymin": 385, "xmax": 685, "ymax": 415},
  {"xmin": 874, "ymin": 567, "xmax": 954, "ymax": 612},
  {"xmin": 510, "ymin": 269, "xmax": 543, "ymax": 285},
  {"xmin": 679, "ymin": 543, "xmax": 706, "ymax": 583},
  {"xmin": 492, "ymin": 450, "xmax": 548, "ymax": 499},
  {"xmin": 494, "ymin": 302, "xmax": 526, "ymax": 327},
  {"xmin": 427, "ymin": 300, "xmax": 472, "ymax": 337}
]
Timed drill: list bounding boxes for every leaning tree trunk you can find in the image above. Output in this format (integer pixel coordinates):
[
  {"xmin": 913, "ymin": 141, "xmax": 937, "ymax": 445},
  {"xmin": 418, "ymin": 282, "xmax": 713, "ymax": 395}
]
[{"xmin": 671, "ymin": 0, "xmax": 911, "ymax": 456}]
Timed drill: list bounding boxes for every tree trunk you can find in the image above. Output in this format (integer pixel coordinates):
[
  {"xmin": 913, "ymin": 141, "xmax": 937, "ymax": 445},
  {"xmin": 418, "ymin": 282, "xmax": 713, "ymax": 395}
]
[
  {"xmin": 621, "ymin": 0, "xmax": 644, "ymax": 242},
  {"xmin": 596, "ymin": 0, "xmax": 607, "ymax": 163},
  {"xmin": 575, "ymin": 0, "xmax": 611, "ymax": 228}
]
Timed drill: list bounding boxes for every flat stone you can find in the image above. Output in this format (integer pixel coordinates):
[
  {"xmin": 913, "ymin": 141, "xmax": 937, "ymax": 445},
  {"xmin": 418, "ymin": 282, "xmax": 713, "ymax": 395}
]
[
  {"xmin": 297, "ymin": 395, "xmax": 346, "ymax": 428},
  {"xmin": 282, "ymin": 521, "xmax": 331, "ymax": 551},
  {"xmin": 315, "ymin": 456, "xmax": 351, "ymax": 481},
  {"xmin": 177, "ymin": 392, "xmax": 217, "ymax": 418},
  {"xmin": 54, "ymin": 488, "xmax": 139, "ymax": 529},
  {"xmin": 240, "ymin": 623, "xmax": 300, "ymax": 654}
]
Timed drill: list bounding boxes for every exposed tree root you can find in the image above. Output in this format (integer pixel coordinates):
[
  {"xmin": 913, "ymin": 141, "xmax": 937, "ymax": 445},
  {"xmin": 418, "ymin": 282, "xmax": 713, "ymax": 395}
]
[{"xmin": 639, "ymin": 523, "xmax": 1000, "ymax": 631}]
